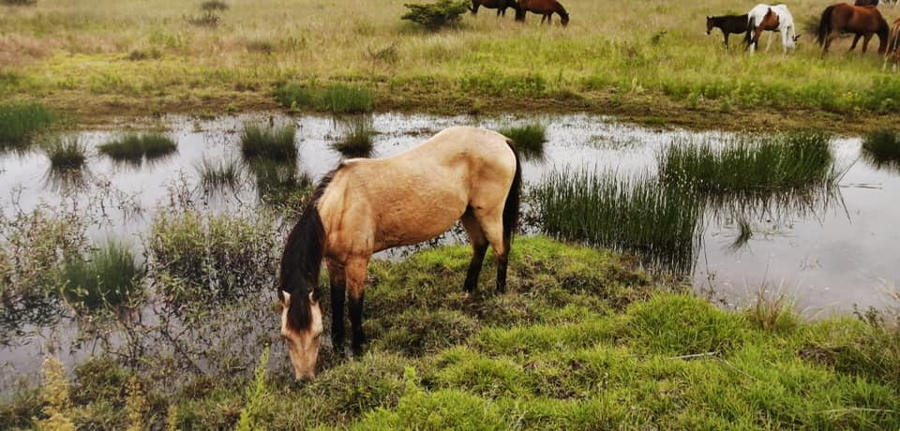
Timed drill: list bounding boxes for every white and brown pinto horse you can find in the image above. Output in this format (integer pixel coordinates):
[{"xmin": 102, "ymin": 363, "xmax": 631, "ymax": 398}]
[
  {"xmin": 747, "ymin": 4, "xmax": 798, "ymax": 53},
  {"xmin": 277, "ymin": 126, "xmax": 522, "ymax": 380}
]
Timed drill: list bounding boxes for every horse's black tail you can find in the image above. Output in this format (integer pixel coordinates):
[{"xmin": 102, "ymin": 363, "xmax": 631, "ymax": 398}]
[
  {"xmin": 817, "ymin": 5, "xmax": 835, "ymax": 46},
  {"xmin": 502, "ymin": 140, "xmax": 522, "ymax": 250},
  {"xmin": 745, "ymin": 14, "xmax": 755, "ymax": 47}
]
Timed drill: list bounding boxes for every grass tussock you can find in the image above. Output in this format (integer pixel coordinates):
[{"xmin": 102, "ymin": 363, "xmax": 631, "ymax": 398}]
[
  {"xmin": 98, "ymin": 133, "xmax": 177, "ymax": 166},
  {"xmin": 332, "ymin": 116, "xmax": 376, "ymax": 158},
  {"xmin": 58, "ymin": 240, "xmax": 144, "ymax": 312},
  {"xmin": 0, "ymin": 103, "xmax": 54, "ymax": 149},
  {"xmin": 3, "ymin": 237, "xmax": 900, "ymax": 429},
  {"xmin": 500, "ymin": 123, "xmax": 547, "ymax": 161},
  {"xmin": 239, "ymin": 122, "xmax": 296, "ymax": 162},
  {"xmin": 861, "ymin": 128, "xmax": 900, "ymax": 171},
  {"xmin": 274, "ymin": 83, "xmax": 375, "ymax": 114},
  {"xmin": 44, "ymin": 136, "xmax": 86, "ymax": 171},
  {"xmin": 196, "ymin": 156, "xmax": 242, "ymax": 195}
]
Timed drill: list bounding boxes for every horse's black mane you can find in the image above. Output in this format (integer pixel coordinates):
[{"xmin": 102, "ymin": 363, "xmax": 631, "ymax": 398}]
[{"xmin": 278, "ymin": 166, "xmax": 341, "ymax": 331}]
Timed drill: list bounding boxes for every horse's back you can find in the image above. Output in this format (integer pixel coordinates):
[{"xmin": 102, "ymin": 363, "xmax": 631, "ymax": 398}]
[{"xmin": 317, "ymin": 126, "xmax": 517, "ymax": 254}]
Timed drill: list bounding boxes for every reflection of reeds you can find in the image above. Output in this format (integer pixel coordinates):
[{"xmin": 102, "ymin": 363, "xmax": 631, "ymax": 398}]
[
  {"xmin": 197, "ymin": 157, "xmax": 242, "ymax": 195},
  {"xmin": 332, "ymin": 116, "xmax": 375, "ymax": 158},
  {"xmin": 239, "ymin": 122, "xmax": 296, "ymax": 162},
  {"xmin": 98, "ymin": 133, "xmax": 177, "ymax": 166},
  {"xmin": 533, "ymin": 169, "xmax": 702, "ymax": 275},
  {"xmin": 59, "ymin": 241, "xmax": 144, "ymax": 312},
  {"xmin": 500, "ymin": 123, "xmax": 546, "ymax": 162},
  {"xmin": 727, "ymin": 219, "xmax": 753, "ymax": 254},
  {"xmin": 862, "ymin": 129, "xmax": 900, "ymax": 172}
]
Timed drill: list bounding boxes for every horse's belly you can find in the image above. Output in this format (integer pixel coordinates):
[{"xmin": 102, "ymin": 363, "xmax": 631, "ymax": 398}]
[{"xmin": 374, "ymin": 204, "xmax": 465, "ymax": 250}]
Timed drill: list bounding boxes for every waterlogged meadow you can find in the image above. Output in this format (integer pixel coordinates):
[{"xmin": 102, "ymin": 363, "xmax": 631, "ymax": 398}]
[{"xmin": 0, "ymin": 113, "xmax": 898, "ymax": 429}]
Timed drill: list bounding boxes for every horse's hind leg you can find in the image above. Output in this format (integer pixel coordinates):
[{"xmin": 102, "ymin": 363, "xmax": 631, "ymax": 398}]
[
  {"xmin": 861, "ymin": 33, "xmax": 874, "ymax": 53},
  {"xmin": 460, "ymin": 209, "xmax": 488, "ymax": 295},
  {"xmin": 345, "ymin": 256, "xmax": 370, "ymax": 355},
  {"xmin": 468, "ymin": 206, "xmax": 510, "ymax": 293}
]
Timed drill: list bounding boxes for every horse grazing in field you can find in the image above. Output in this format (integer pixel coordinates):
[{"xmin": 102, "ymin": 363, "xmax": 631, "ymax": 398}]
[
  {"xmin": 817, "ymin": 3, "xmax": 889, "ymax": 54},
  {"xmin": 746, "ymin": 4, "xmax": 798, "ymax": 53},
  {"xmin": 277, "ymin": 126, "xmax": 522, "ymax": 380},
  {"xmin": 515, "ymin": 0, "xmax": 569, "ymax": 26},
  {"xmin": 706, "ymin": 14, "xmax": 750, "ymax": 48},
  {"xmin": 885, "ymin": 17, "xmax": 900, "ymax": 71},
  {"xmin": 470, "ymin": 0, "xmax": 521, "ymax": 17}
]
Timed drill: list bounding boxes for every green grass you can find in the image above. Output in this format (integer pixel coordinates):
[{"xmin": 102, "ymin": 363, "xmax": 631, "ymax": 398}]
[
  {"xmin": 3, "ymin": 237, "xmax": 899, "ymax": 429},
  {"xmin": 861, "ymin": 128, "xmax": 900, "ymax": 172},
  {"xmin": 58, "ymin": 241, "xmax": 144, "ymax": 311},
  {"xmin": 0, "ymin": 103, "xmax": 55, "ymax": 149},
  {"xmin": 332, "ymin": 116, "xmax": 376, "ymax": 158},
  {"xmin": 532, "ymin": 170, "xmax": 702, "ymax": 274},
  {"xmin": 500, "ymin": 123, "xmax": 546, "ymax": 161},
  {"xmin": 239, "ymin": 122, "xmax": 296, "ymax": 162},
  {"xmin": 97, "ymin": 133, "xmax": 177, "ymax": 166},
  {"xmin": 43, "ymin": 136, "xmax": 86, "ymax": 171},
  {"xmin": 196, "ymin": 157, "xmax": 241, "ymax": 195},
  {"xmin": 274, "ymin": 84, "xmax": 375, "ymax": 114}
]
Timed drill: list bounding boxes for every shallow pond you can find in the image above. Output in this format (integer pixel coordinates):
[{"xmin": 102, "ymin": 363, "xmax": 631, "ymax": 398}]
[{"xmin": 1, "ymin": 112, "xmax": 898, "ymax": 387}]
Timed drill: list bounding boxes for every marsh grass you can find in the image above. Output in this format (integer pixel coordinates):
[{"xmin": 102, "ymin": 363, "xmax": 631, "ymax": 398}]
[
  {"xmin": 274, "ymin": 84, "xmax": 374, "ymax": 114},
  {"xmin": 59, "ymin": 241, "xmax": 144, "ymax": 312},
  {"xmin": 532, "ymin": 169, "xmax": 702, "ymax": 274},
  {"xmin": 196, "ymin": 157, "xmax": 242, "ymax": 195},
  {"xmin": 44, "ymin": 136, "xmax": 86, "ymax": 171},
  {"xmin": 0, "ymin": 103, "xmax": 54, "ymax": 149},
  {"xmin": 332, "ymin": 116, "xmax": 376, "ymax": 158},
  {"xmin": 500, "ymin": 123, "xmax": 546, "ymax": 161},
  {"xmin": 660, "ymin": 131, "xmax": 835, "ymax": 198},
  {"xmin": 98, "ymin": 133, "xmax": 177, "ymax": 166},
  {"xmin": 239, "ymin": 122, "xmax": 296, "ymax": 162},
  {"xmin": 861, "ymin": 128, "xmax": 900, "ymax": 171}
]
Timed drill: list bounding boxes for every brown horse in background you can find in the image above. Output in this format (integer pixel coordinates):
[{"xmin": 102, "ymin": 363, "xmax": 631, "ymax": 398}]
[
  {"xmin": 817, "ymin": 3, "xmax": 890, "ymax": 54},
  {"xmin": 854, "ymin": 0, "xmax": 879, "ymax": 6},
  {"xmin": 706, "ymin": 14, "xmax": 750, "ymax": 48},
  {"xmin": 470, "ymin": 0, "xmax": 521, "ymax": 17},
  {"xmin": 886, "ymin": 17, "xmax": 900, "ymax": 71},
  {"xmin": 515, "ymin": 0, "xmax": 569, "ymax": 26}
]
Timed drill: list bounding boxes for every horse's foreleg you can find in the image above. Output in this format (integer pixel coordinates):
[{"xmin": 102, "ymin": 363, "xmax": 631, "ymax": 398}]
[
  {"xmin": 850, "ymin": 34, "xmax": 862, "ymax": 51},
  {"xmin": 862, "ymin": 33, "xmax": 874, "ymax": 53},
  {"xmin": 345, "ymin": 257, "xmax": 369, "ymax": 356},
  {"xmin": 461, "ymin": 210, "xmax": 488, "ymax": 295},
  {"xmin": 724, "ymin": 32, "xmax": 730, "ymax": 48},
  {"xmin": 327, "ymin": 260, "xmax": 347, "ymax": 351}
]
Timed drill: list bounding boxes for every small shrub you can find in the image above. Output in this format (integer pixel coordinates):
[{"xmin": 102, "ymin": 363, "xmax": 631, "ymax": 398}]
[
  {"xmin": 44, "ymin": 136, "xmax": 87, "ymax": 171},
  {"xmin": 332, "ymin": 116, "xmax": 376, "ymax": 158},
  {"xmin": 500, "ymin": 123, "xmax": 546, "ymax": 161},
  {"xmin": 58, "ymin": 240, "xmax": 144, "ymax": 311},
  {"xmin": 401, "ymin": 0, "xmax": 469, "ymax": 31},
  {"xmin": 33, "ymin": 358, "xmax": 75, "ymax": 431}
]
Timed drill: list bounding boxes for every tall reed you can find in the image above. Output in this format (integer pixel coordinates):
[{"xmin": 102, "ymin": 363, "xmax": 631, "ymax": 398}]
[
  {"xmin": 500, "ymin": 123, "xmax": 546, "ymax": 162},
  {"xmin": 239, "ymin": 122, "xmax": 296, "ymax": 162}
]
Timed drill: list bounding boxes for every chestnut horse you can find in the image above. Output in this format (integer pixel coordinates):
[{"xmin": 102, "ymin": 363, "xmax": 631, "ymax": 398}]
[
  {"xmin": 470, "ymin": 0, "xmax": 520, "ymax": 17},
  {"xmin": 747, "ymin": 4, "xmax": 798, "ymax": 52},
  {"xmin": 817, "ymin": 3, "xmax": 889, "ymax": 54},
  {"xmin": 515, "ymin": 0, "xmax": 569, "ymax": 26},
  {"xmin": 277, "ymin": 126, "xmax": 522, "ymax": 380},
  {"xmin": 706, "ymin": 14, "xmax": 750, "ymax": 48}
]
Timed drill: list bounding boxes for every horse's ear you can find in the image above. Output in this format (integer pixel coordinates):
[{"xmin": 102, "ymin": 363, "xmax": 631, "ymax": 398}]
[
  {"xmin": 706, "ymin": 15, "xmax": 710, "ymax": 19},
  {"xmin": 794, "ymin": 34, "xmax": 802, "ymax": 42}
]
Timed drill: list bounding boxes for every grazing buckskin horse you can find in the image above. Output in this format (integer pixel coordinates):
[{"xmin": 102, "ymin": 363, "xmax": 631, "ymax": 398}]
[
  {"xmin": 817, "ymin": 3, "xmax": 890, "ymax": 54},
  {"xmin": 277, "ymin": 126, "xmax": 522, "ymax": 380},
  {"xmin": 747, "ymin": 4, "xmax": 798, "ymax": 52},
  {"xmin": 886, "ymin": 17, "xmax": 900, "ymax": 71},
  {"xmin": 470, "ymin": 0, "xmax": 521, "ymax": 17},
  {"xmin": 707, "ymin": 14, "xmax": 750, "ymax": 48},
  {"xmin": 515, "ymin": 0, "xmax": 569, "ymax": 26}
]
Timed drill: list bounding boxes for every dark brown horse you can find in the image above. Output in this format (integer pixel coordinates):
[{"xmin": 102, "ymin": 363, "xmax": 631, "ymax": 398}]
[
  {"xmin": 515, "ymin": 0, "xmax": 569, "ymax": 26},
  {"xmin": 470, "ymin": 0, "xmax": 520, "ymax": 17},
  {"xmin": 854, "ymin": 0, "xmax": 879, "ymax": 6},
  {"xmin": 707, "ymin": 14, "xmax": 750, "ymax": 47},
  {"xmin": 817, "ymin": 3, "xmax": 890, "ymax": 54}
]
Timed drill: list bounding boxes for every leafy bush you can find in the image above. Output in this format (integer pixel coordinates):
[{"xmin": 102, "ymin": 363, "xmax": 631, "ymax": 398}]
[{"xmin": 401, "ymin": 0, "xmax": 469, "ymax": 31}]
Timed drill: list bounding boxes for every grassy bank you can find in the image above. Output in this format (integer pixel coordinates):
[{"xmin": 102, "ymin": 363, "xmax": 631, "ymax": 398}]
[
  {"xmin": 2, "ymin": 237, "xmax": 898, "ymax": 429},
  {"xmin": 2, "ymin": 0, "xmax": 900, "ymax": 131}
]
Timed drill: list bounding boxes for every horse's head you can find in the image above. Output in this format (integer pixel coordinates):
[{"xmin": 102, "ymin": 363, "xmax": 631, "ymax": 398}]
[
  {"xmin": 279, "ymin": 290, "xmax": 324, "ymax": 380},
  {"xmin": 560, "ymin": 12, "xmax": 569, "ymax": 27},
  {"xmin": 706, "ymin": 16, "xmax": 714, "ymax": 35}
]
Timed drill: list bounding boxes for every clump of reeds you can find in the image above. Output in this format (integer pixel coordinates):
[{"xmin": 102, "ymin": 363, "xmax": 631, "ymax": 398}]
[
  {"xmin": 274, "ymin": 83, "xmax": 375, "ymax": 114},
  {"xmin": 98, "ymin": 133, "xmax": 177, "ymax": 166},
  {"xmin": 500, "ymin": 123, "xmax": 546, "ymax": 161},
  {"xmin": 861, "ymin": 128, "xmax": 900, "ymax": 172},
  {"xmin": 44, "ymin": 136, "xmax": 86, "ymax": 171},
  {"xmin": 532, "ymin": 168, "xmax": 702, "ymax": 274},
  {"xmin": 239, "ymin": 122, "xmax": 296, "ymax": 162},
  {"xmin": 0, "ymin": 103, "xmax": 55, "ymax": 149},
  {"xmin": 332, "ymin": 116, "xmax": 376, "ymax": 158},
  {"xmin": 196, "ymin": 157, "xmax": 242, "ymax": 195},
  {"xmin": 59, "ymin": 241, "xmax": 144, "ymax": 311}
]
